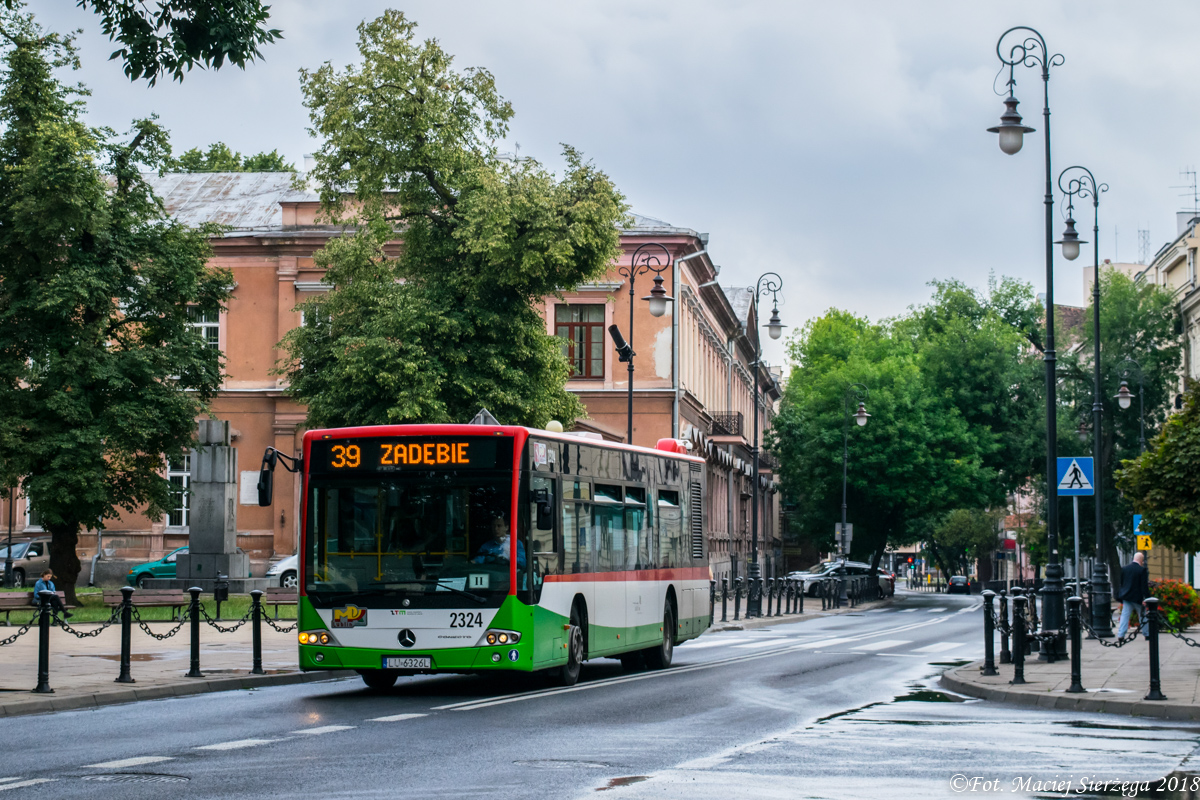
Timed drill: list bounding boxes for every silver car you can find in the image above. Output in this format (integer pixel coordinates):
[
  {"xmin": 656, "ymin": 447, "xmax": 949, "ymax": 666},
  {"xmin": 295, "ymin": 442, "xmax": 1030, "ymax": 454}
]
[
  {"xmin": 0, "ymin": 537, "xmax": 51, "ymax": 588},
  {"xmin": 265, "ymin": 554, "xmax": 299, "ymax": 588}
]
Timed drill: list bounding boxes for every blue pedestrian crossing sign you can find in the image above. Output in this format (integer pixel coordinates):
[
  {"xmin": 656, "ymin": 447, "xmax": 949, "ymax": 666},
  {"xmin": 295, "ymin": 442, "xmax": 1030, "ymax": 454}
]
[{"xmin": 1056, "ymin": 457, "xmax": 1094, "ymax": 496}]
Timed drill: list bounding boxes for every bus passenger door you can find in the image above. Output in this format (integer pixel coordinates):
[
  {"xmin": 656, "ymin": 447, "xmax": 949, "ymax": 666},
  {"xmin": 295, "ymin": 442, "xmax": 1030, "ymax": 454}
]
[{"xmin": 529, "ymin": 475, "xmax": 561, "ymax": 667}]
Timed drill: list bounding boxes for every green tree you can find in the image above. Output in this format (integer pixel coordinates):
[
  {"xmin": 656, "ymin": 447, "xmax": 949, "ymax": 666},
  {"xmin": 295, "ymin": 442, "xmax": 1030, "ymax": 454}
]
[
  {"xmin": 921, "ymin": 508, "xmax": 1003, "ymax": 577},
  {"xmin": 1058, "ymin": 268, "xmax": 1182, "ymax": 567},
  {"xmin": 168, "ymin": 142, "xmax": 293, "ymax": 172},
  {"xmin": 2, "ymin": 0, "xmax": 282, "ymax": 85},
  {"xmin": 769, "ymin": 310, "xmax": 991, "ymax": 569},
  {"xmin": 279, "ymin": 11, "xmax": 627, "ymax": 428},
  {"xmin": 1115, "ymin": 385, "xmax": 1200, "ymax": 552},
  {"xmin": 0, "ymin": 13, "xmax": 230, "ymax": 601}
]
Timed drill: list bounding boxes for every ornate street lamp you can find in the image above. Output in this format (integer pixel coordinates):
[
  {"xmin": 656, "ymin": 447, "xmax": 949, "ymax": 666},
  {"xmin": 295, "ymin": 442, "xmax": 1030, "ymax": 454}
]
[
  {"xmin": 746, "ymin": 272, "xmax": 785, "ymax": 618},
  {"xmin": 989, "ymin": 26, "xmax": 1068, "ymax": 658},
  {"xmin": 1115, "ymin": 358, "xmax": 1147, "ymax": 453},
  {"xmin": 609, "ymin": 244, "xmax": 674, "ymax": 445},
  {"xmin": 841, "ymin": 385, "xmax": 869, "ymax": 562},
  {"xmin": 1058, "ymin": 165, "xmax": 1113, "ymax": 637}
]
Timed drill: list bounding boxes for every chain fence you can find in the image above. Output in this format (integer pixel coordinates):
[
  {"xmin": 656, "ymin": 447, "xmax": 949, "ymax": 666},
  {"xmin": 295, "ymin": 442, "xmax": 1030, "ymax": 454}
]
[
  {"xmin": 1159, "ymin": 620, "xmax": 1200, "ymax": 648},
  {"xmin": 0, "ymin": 616, "xmax": 36, "ymax": 647},
  {"xmin": 54, "ymin": 607, "xmax": 121, "ymax": 638},
  {"xmin": 263, "ymin": 615, "xmax": 297, "ymax": 633},
  {"xmin": 199, "ymin": 605, "xmax": 253, "ymax": 634},
  {"xmin": 132, "ymin": 605, "xmax": 190, "ymax": 640}
]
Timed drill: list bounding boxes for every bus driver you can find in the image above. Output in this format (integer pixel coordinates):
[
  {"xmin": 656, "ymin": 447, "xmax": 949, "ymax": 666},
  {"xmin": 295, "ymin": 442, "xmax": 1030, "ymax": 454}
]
[{"xmin": 473, "ymin": 514, "xmax": 526, "ymax": 569}]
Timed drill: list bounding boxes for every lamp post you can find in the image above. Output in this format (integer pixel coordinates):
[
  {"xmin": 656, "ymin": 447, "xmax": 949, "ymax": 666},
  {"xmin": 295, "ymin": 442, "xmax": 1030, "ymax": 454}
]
[
  {"xmin": 746, "ymin": 273, "xmax": 785, "ymax": 618},
  {"xmin": 1115, "ymin": 358, "xmax": 1147, "ymax": 453},
  {"xmin": 1057, "ymin": 165, "xmax": 1113, "ymax": 637},
  {"xmin": 609, "ymin": 244, "xmax": 674, "ymax": 445},
  {"xmin": 3, "ymin": 487, "xmax": 11, "ymax": 588},
  {"xmin": 989, "ymin": 26, "xmax": 1068, "ymax": 657},
  {"xmin": 841, "ymin": 384, "xmax": 870, "ymax": 563}
]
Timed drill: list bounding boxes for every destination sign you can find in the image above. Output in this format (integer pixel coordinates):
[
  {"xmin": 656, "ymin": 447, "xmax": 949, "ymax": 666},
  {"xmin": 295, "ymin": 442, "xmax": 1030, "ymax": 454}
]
[{"xmin": 311, "ymin": 437, "xmax": 502, "ymax": 473}]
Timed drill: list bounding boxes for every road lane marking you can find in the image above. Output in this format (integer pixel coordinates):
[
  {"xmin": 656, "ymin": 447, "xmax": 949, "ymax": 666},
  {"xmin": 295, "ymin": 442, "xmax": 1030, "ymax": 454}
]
[
  {"xmin": 84, "ymin": 756, "xmax": 175, "ymax": 769},
  {"xmin": 898, "ymin": 609, "xmax": 917, "ymax": 613},
  {"xmin": 433, "ymin": 617, "xmax": 951, "ymax": 713},
  {"xmin": 369, "ymin": 713, "xmax": 428, "ymax": 722},
  {"xmin": 679, "ymin": 639, "xmax": 753, "ymax": 649},
  {"xmin": 926, "ymin": 607, "xmax": 947, "ymax": 613},
  {"xmin": 292, "ymin": 725, "xmax": 355, "ymax": 735},
  {"xmin": 913, "ymin": 641, "xmax": 965, "ymax": 653},
  {"xmin": 866, "ymin": 609, "xmax": 888, "ymax": 613},
  {"xmin": 0, "ymin": 780, "xmax": 56, "ymax": 792},
  {"xmin": 196, "ymin": 738, "xmax": 286, "ymax": 751},
  {"xmin": 732, "ymin": 640, "xmax": 788, "ymax": 649},
  {"xmin": 851, "ymin": 639, "xmax": 911, "ymax": 651}
]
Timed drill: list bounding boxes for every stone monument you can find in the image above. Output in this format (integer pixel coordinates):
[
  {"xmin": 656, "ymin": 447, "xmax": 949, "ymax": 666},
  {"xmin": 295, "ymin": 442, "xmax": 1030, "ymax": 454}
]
[{"xmin": 161, "ymin": 420, "xmax": 267, "ymax": 591}]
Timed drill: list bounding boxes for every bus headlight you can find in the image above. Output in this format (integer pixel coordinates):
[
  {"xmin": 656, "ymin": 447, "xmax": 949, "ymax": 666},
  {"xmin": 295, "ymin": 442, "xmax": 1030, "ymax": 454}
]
[{"xmin": 482, "ymin": 629, "xmax": 520, "ymax": 647}]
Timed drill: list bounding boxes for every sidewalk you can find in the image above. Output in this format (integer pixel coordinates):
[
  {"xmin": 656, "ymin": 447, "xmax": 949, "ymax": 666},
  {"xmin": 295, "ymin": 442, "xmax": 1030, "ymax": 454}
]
[
  {"xmin": 941, "ymin": 634, "xmax": 1200, "ymax": 721},
  {"xmin": 0, "ymin": 618, "xmax": 353, "ymax": 719}
]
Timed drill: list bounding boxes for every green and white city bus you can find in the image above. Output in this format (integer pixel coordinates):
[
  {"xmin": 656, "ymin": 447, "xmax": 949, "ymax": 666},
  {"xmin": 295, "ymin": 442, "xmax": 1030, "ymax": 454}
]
[{"xmin": 257, "ymin": 423, "xmax": 711, "ymax": 689}]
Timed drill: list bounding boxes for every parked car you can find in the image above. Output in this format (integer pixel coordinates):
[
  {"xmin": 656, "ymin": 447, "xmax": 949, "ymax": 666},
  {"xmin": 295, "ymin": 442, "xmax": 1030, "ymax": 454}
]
[
  {"xmin": 787, "ymin": 560, "xmax": 893, "ymax": 598},
  {"xmin": 946, "ymin": 575, "xmax": 971, "ymax": 595},
  {"xmin": 127, "ymin": 546, "xmax": 189, "ymax": 588},
  {"xmin": 0, "ymin": 536, "xmax": 50, "ymax": 588},
  {"xmin": 265, "ymin": 554, "xmax": 298, "ymax": 588}
]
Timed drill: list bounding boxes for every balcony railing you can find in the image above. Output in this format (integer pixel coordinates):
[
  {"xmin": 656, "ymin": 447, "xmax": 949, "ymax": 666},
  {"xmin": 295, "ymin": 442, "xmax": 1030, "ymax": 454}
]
[
  {"xmin": 710, "ymin": 412, "xmax": 743, "ymax": 437},
  {"xmin": 759, "ymin": 451, "xmax": 780, "ymax": 471}
]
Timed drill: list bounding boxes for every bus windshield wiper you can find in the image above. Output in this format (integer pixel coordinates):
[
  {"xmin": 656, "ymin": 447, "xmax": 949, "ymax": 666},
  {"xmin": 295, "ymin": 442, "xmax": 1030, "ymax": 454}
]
[{"xmin": 418, "ymin": 580, "xmax": 487, "ymax": 604}]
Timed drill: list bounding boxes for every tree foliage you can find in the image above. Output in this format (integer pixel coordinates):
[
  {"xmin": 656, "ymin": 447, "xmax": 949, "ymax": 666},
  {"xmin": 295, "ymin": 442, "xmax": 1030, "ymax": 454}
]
[
  {"xmin": 922, "ymin": 508, "xmax": 1003, "ymax": 577},
  {"xmin": 1058, "ymin": 268, "xmax": 1183, "ymax": 560},
  {"xmin": 168, "ymin": 141, "xmax": 293, "ymax": 172},
  {"xmin": 28, "ymin": 0, "xmax": 283, "ymax": 84},
  {"xmin": 0, "ymin": 12, "xmax": 230, "ymax": 600},
  {"xmin": 771, "ymin": 277, "xmax": 1041, "ymax": 567},
  {"xmin": 279, "ymin": 11, "xmax": 628, "ymax": 429},
  {"xmin": 1116, "ymin": 385, "xmax": 1200, "ymax": 553}
]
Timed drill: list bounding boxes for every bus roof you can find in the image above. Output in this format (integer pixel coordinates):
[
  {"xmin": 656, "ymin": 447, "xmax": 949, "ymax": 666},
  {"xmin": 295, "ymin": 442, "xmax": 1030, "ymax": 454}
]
[{"xmin": 303, "ymin": 424, "xmax": 706, "ymax": 464}]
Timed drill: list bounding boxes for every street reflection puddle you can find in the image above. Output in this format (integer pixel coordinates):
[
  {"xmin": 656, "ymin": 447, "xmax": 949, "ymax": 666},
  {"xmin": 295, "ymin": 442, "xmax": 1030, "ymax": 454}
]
[
  {"xmin": 893, "ymin": 689, "xmax": 965, "ymax": 703},
  {"xmin": 929, "ymin": 660, "xmax": 971, "ymax": 667},
  {"xmin": 596, "ymin": 776, "xmax": 649, "ymax": 791}
]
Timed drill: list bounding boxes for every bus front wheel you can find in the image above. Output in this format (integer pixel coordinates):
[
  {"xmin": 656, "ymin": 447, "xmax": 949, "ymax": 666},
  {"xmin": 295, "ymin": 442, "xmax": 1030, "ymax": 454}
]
[
  {"xmin": 554, "ymin": 606, "xmax": 585, "ymax": 686},
  {"xmin": 644, "ymin": 601, "xmax": 674, "ymax": 670},
  {"xmin": 359, "ymin": 669, "xmax": 398, "ymax": 691}
]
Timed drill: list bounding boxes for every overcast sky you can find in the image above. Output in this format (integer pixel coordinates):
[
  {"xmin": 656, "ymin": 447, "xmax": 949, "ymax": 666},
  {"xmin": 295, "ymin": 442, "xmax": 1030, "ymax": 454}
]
[{"xmin": 27, "ymin": 0, "xmax": 1200, "ymax": 369}]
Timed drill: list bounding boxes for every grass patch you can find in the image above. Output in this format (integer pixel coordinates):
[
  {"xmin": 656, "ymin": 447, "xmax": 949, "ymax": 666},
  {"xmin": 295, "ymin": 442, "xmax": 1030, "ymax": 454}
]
[{"xmin": 2, "ymin": 592, "xmax": 297, "ymax": 625}]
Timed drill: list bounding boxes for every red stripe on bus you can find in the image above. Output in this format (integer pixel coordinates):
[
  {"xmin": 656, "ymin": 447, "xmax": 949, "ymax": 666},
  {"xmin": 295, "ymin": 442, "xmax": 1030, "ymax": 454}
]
[{"xmin": 543, "ymin": 567, "xmax": 710, "ymax": 583}]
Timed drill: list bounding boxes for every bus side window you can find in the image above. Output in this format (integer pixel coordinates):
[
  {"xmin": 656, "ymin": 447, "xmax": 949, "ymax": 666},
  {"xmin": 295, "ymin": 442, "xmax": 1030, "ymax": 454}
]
[
  {"xmin": 625, "ymin": 486, "xmax": 647, "ymax": 570},
  {"xmin": 657, "ymin": 489, "xmax": 681, "ymax": 569},
  {"xmin": 530, "ymin": 476, "xmax": 559, "ymax": 578}
]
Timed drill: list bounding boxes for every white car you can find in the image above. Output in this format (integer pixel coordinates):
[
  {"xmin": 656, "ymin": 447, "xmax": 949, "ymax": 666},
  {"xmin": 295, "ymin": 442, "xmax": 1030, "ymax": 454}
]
[{"xmin": 265, "ymin": 554, "xmax": 299, "ymax": 588}]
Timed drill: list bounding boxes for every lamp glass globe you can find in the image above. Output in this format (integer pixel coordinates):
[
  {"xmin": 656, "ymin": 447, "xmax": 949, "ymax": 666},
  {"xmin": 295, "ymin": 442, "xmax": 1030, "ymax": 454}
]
[
  {"xmin": 1061, "ymin": 240, "xmax": 1080, "ymax": 261},
  {"xmin": 648, "ymin": 296, "xmax": 667, "ymax": 318},
  {"xmin": 998, "ymin": 128, "xmax": 1024, "ymax": 155},
  {"xmin": 1118, "ymin": 394, "xmax": 1132, "ymax": 410},
  {"xmin": 768, "ymin": 322, "xmax": 782, "ymax": 340}
]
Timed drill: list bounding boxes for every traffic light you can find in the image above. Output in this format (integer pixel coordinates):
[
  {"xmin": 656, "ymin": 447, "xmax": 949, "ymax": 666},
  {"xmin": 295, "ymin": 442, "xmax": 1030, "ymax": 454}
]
[{"xmin": 907, "ymin": 557, "xmax": 913, "ymax": 564}]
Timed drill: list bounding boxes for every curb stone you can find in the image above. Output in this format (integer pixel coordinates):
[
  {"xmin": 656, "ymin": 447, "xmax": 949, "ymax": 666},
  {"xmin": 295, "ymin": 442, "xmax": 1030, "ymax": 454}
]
[
  {"xmin": 0, "ymin": 669, "xmax": 358, "ymax": 719},
  {"xmin": 707, "ymin": 597, "xmax": 893, "ymax": 632},
  {"xmin": 938, "ymin": 665, "xmax": 1200, "ymax": 722}
]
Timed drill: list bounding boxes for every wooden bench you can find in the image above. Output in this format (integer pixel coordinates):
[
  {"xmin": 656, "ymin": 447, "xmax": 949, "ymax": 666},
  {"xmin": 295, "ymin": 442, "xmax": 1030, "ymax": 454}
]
[
  {"xmin": 262, "ymin": 586, "xmax": 298, "ymax": 620},
  {"xmin": 102, "ymin": 588, "xmax": 188, "ymax": 620},
  {"xmin": 1, "ymin": 591, "xmax": 70, "ymax": 625}
]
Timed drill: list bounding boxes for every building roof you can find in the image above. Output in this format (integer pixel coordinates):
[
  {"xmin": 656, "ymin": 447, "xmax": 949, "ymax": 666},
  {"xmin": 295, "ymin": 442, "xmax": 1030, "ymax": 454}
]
[
  {"xmin": 624, "ymin": 212, "xmax": 700, "ymax": 238},
  {"xmin": 722, "ymin": 285, "xmax": 755, "ymax": 327},
  {"xmin": 143, "ymin": 172, "xmax": 317, "ymax": 232}
]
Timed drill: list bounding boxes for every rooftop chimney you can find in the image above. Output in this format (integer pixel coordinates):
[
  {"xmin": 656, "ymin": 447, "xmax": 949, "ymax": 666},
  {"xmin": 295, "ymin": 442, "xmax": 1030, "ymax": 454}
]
[{"xmin": 1178, "ymin": 211, "xmax": 1200, "ymax": 237}]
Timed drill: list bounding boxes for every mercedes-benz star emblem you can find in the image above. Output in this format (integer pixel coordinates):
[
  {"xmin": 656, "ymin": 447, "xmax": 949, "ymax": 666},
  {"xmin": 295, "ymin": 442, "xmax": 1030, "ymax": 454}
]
[{"xmin": 398, "ymin": 629, "xmax": 416, "ymax": 648}]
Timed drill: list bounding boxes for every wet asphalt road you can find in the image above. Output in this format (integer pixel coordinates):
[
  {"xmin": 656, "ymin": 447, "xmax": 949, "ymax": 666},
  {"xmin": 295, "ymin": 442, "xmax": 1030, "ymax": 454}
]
[{"xmin": 2, "ymin": 591, "xmax": 1197, "ymax": 799}]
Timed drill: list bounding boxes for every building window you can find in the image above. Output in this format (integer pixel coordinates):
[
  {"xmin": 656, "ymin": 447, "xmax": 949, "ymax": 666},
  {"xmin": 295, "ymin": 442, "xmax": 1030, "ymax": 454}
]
[
  {"xmin": 25, "ymin": 500, "xmax": 41, "ymax": 531},
  {"xmin": 555, "ymin": 305, "xmax": 604, "ymax": 378},
  {"xmin": 188, "ymin": 306, "xmax": 220, "ymax": 351},
  {"xmin": 168, "ymin": 456, "xmax": 190, "ymax": 528}
]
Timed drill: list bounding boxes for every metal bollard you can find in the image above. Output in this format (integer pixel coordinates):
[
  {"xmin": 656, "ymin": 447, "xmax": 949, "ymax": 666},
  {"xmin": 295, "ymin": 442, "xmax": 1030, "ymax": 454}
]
[
  {"xmin": 710, "ymin": 580, "xmax": 717, "ymax": 621},
  {"xmin": 1010, "ymin": 595, "xmax": 1027, "ymax": 685},
  {"xmin": 116, "ymin": 585, "xmax": 136, "ymax": 684},
  {"xmin": 998, "ymin": 590, "xmax": 1011, "ymax": 664},
  {"xmin": 1144, "ymin": 597, "xmax": 1166, "ymax": 701},
  {"xmin": 186, "ymin": 586, "xmax": 204, "ymax": 678},
  {"xmin": 981, "ymin": 590, "xmax": 997, "ymax": 676},
  {"xmin": 773, "ymin": 579, "xmax": 782, "ymax": 617},
  {"xmin": 1067, "ymin": 596, "xmax": 1084, "ymax": 693},
  {"xmin": 734, "ymin": 577, "xmax": 743, "ymax": 621},
  {"xmin": 798, "ymin": 579, "xmax": 805, "ymax": 615},
  {"xmin": 721, "ymin": 578, "xmax": 728, "ymax": 623},
  {"xmin": 250, "ymin": 589, "xmax": 265, "ymax": 675},
  {"xmin": 33, "ymin": 590, "xmax": 54, "ymax": 693}
]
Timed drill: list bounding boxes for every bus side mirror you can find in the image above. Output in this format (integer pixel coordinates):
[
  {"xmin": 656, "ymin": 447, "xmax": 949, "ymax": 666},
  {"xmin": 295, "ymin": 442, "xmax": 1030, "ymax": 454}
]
[
  {"xmin": 257, "ymin": 450, "xmax": 278, "ymax": 507},
  {"xmin": 533, "ymin": 489, "xmax": 552, "ymax": 530}
]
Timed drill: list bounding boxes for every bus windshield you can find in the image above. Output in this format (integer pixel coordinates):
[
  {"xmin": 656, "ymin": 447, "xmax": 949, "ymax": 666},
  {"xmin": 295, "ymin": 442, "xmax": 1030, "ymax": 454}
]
[{"xmin": 305, "ymin": 470, "xmax": 514, "ymax": 609}]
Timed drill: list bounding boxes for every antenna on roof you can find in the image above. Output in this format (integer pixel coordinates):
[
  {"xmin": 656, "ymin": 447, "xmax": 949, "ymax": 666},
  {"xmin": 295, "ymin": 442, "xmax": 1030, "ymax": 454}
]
[
  {"xmin": 1171, "ymin": 167, "xmax": 1199, "ymax": 215},
  {"xmin": 1138, "ymin": 228, "xmax": 1150, "ymax": 265}
]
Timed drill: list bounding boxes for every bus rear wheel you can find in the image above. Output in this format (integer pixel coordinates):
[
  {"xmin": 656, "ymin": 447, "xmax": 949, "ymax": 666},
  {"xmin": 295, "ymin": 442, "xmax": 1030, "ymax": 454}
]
[
  {"xmin": 644, "ymin": 601, "xmax": 674, "ymax": 670},
  {"xmin": 359, "ymin": 669, "xmax": 398, "ymax": 691}
]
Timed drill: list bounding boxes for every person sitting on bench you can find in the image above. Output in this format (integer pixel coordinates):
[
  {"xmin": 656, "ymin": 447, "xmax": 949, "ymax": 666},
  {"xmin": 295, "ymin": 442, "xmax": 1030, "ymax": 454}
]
[{"xmin": 33, "ymin": 570, "xmax": 72, "ymax": 618}]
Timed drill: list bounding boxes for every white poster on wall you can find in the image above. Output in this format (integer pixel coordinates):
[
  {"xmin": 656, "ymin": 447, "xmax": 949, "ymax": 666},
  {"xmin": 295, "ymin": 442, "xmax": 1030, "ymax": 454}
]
[{"xmin": 240, "ymin": 470, "xmax": 261, "ymax": 506}]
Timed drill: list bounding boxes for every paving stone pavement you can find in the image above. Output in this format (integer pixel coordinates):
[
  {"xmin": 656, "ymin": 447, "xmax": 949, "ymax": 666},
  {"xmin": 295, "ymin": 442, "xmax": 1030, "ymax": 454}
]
[
  {"xmin": 0, "ymin": 615, "xmax": 353, "ymax": 718},
  {"xmin": 941, "ymin": 630, "xmax": 1200, "ymax": 720}
]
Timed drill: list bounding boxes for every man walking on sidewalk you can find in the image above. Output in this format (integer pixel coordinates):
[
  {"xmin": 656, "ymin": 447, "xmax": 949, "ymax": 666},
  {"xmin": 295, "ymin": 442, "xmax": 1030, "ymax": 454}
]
[{"xmin": 1116, "ymin": 552, "xmax": 1150, "ymax": 640}]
